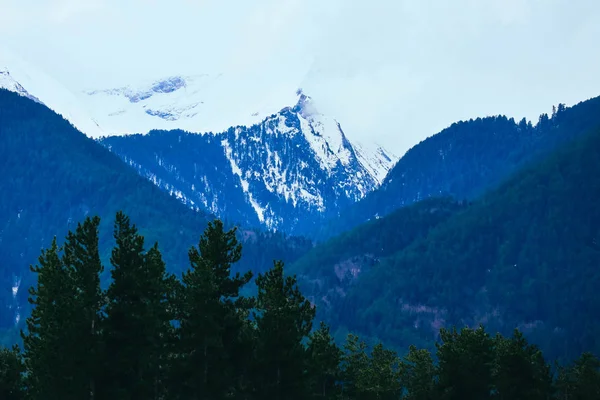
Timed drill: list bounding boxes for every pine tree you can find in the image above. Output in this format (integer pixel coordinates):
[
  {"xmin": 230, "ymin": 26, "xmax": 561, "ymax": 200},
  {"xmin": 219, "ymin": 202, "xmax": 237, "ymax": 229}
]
[
  {"xmin": 340, "ymin": 334, "xmax": 369, "ymax": 400},
  {"xmin": 436, "ymin": 325, "xmax": 494, "ymax": 400},
  {"xmin": 62, "ymin": 216, "xmax": 104, "ymax": 400},
  {"xmin": 145, "ymin": 243, "xmax": 178, "ymax": 399},
  {"xmin": 364, "ymin": 343, "xmax": 402, "ymax": 400},
  {"xmin": 555, "ymin": 352, "xmax": 600, "ymax": 400},
  {"xmin": 341, "ymin": 337, "xmax": 402, "ymax": 400},
  {"xmin": 0, "ymin": 345, "xmax": 25, "ymax": 400},
  {"xmin": 306, "ymin": 322, "xmax": 342, "ymax": 400},
  {"xmin": 21, "ymin": 237, "xmax": 75, "ymax": 400},
  {"xmin": 400, "ymin": 345, "xmax": 436, "ymax": 400},
  {"xmin": 173, "ymin": 220, "xmax": 253, "ymax": 400},
  {"xmin": 253, "ymin": 260, "xmax": 315, "ymax": 400},
  {"xmin": 99, "ymin": 212, "xmax": 174, "ymax": 400},
  {"xmin": 492, "ymin": 329, "xmax": 552, "ymax": 400}
]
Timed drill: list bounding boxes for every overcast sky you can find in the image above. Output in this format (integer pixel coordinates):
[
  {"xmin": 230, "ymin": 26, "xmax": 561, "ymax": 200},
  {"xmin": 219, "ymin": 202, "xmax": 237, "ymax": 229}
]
[{"xmin": 1, "ymin": 0, "xmax": 600, "ymax": 155}]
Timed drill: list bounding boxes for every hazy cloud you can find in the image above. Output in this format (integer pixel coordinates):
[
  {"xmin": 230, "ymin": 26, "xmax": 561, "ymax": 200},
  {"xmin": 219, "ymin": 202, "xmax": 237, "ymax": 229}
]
[{"xmin": 1, "ymin": 0, "xmax": 599, "ymax": 154}]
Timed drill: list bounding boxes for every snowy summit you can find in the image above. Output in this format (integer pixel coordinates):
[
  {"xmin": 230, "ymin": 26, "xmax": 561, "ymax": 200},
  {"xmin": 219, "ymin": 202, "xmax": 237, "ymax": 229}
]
[{"xmin": 0, "ymin": 49, "xmax": 397, "ymax": 233}]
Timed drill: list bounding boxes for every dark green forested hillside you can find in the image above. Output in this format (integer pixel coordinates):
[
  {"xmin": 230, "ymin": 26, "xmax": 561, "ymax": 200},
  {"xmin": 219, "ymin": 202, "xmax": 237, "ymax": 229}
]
[
  {"xmin": 1, "ymin": 213, "xmax": 598, "ymax": 400},
  {"xmin": 322, "ymin": 126, "xmax": 600, "ymax": 362},
  {"xmin": 291, "ymin": 198, "xmax": 464, "ymax": 281},
  {"xmin": 319, "ymin": 97, "xmax": 600, "ymax": 240},
  {"xmin": 0, "ymin": 89, "xmax": 312, "ymax": 341},
  {"xmin": 289, "ymin": 197, "xmax": 465, "ymax": 344}
]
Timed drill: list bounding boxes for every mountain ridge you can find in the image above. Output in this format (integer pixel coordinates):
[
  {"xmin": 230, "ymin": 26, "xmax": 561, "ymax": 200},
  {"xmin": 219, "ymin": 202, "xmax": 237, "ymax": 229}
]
[
  {"xmin": 291, "ymin": 111, "xmax": 600, "ymax": 360},
  {"xmin": 0, "ymin": 54, "xmax": 396, "ymax": 233},
  {"xmin": 0, "ymin": 89, "xmax": 313, "ymax": 341},
  {"xmin": 317, "ymin": 96, "xmax": 600, "ymax": 240},
  {"xmin": 100, "ymin": 93, "xmax": 396, "ymax": 234}
]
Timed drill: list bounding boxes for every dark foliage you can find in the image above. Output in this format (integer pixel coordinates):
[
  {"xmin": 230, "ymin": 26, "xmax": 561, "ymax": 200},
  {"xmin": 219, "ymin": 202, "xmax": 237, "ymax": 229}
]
[
  {"xmin": 324, "ymin": 126, "xmax": 600, "ymax": 361},
  {"xmin": 320, "ymin": 97, "xmax": 600, "ymax": 239},
  {"xmin": 0, "ymin": 89, "xmax": 312, "ymax": 340},
  {"xmin": 289, "ymin": 197, "xmax": 464, "ymax": 333},
  {"xmin": 0, "ymin": 345, "xmax": 24, "ymax": 400},
  {"xmin": 7, "ymin": 213, "xmax": 599, "ymax": 399}
]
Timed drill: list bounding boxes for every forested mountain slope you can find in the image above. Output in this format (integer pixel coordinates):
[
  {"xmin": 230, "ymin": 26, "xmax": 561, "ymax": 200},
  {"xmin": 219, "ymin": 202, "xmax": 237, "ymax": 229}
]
[
  {"xmin": 3, "ymin": 213, "xmax": 599, "ymax": 399},
  {"xmin": 289, "ymin": 198, "xmax": 465, "ymax": 317},
  {"xmin": 0, "ymin": 89, "xmax": 312, "ymax": 341},
  {"xmin": 323, "ymin": 126, "xmax": 600, "ymax": 361},
  {"xmin": 319, "ymin": 96, "xmax": 600, "ymax": 239}
]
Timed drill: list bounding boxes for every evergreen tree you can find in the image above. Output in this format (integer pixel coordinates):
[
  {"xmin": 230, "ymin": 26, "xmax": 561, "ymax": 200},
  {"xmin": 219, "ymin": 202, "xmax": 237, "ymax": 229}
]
[
  {"xmin": 306, "ymin": 322, "xmax": 342, "ymax": 400},
  {"xmin": 146, "ymin": 243, "xmax": 178, "ymax": 399},
  {"xmin": 62, "ymin": 216, "xmax": 104, "ymax": 400},
  {"xmin": 0, "ymin": 345, "xmax": 24, "ymax": 400},
  {"xmin": 400, "ymin": 345, "xmax": 436, "ymax": 400},
  {"xmin": 100, "ymin": 212, "xmax": 174, "ymax": 400},
  {"xmin": 11, "ymin": 211, "xmax": 600, "ymax": 400},
  {"xmin": 436, "ymin": 326, "xmax": 494, "ymax": 400},
  {"xmin": 492, "ymin": 329, "xmax": 552, "ymax": 400},
  {"xmin": 340, "ymin": 334, "xmax": 370, "ymax": 400},
  {"xmin": 21, "ymin": 238, "xmax": 75, "ymax": 400},
  {"xmin": 253, "ymin": 260, "xmax": 315, "ymax": 400},
  {"xmin": 173, "ymin": 220, "xmax": 253, "ymax": 399},
  {"xmin": 340, "ymin": 335, "xmax": 401, "ymax": 400},
  {"xmin": 555, "ymin": 352, "xmax": 600, "ymax": 400},
  {"xmin": 364, "ymin": 343, "xmax": 402, "ymax": 400}
]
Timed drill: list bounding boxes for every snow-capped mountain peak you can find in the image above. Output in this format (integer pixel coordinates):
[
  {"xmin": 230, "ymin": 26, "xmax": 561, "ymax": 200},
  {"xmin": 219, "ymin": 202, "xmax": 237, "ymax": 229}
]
[
  {"xmin": 290, "ymin": 91, "xmax": 394, "ymax": 184},
  {"xmin": 292, "ymin": 92, "xmax": 354, "ymax": 169},
  {"xmin": 0, "ymin": 54, "xmax": 397, "ymax": 234},
  {"xmin": 101, "ymin": 90, "xmax": 397, "ymax": 233},
  {"xmin": 0, "ymin": 68, "xmax": 42, "ymax": 104},
  {"xmin": 0, "ymin": 46, "xmax": 105, "ymax": 138}
]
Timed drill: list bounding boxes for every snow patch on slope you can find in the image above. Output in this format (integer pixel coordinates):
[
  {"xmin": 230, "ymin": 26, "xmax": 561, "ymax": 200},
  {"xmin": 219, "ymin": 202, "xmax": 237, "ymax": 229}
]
[
  {"xmin": 297, "ymin": 95, "xmax": 353, "ymax": 169},
  {"xmin": 222, "ymin": 138, "xmax": 250, "ymax": 193},
  {"xmin": 222, "ymin": 138, "xmax": 267, "ymax": 223},
  {"xmin": 257, "ymin": 123, "xmax": 327, "ymax": 211},
  {"xmin": 353, "ymin": 141, "xmax": 396, "ymax": 185},
  {"xmin": 295, "ymin": 93, "xmax": 396, "ymax": 185}
]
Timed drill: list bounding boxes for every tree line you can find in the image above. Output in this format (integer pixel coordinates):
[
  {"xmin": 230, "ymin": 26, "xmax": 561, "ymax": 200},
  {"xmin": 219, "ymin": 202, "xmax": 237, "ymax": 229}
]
[{"xmin": 0, "ymin": 212, "xmax": 598, "ymax": 399}]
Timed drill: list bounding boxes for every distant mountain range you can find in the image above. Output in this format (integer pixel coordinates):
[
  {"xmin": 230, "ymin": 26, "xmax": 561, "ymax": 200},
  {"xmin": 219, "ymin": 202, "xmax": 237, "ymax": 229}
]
[
  {"xmin": 316, "ymin": 99, "xmax": 600, "ymax": 239},
  {"xmin": 3, "ymin": 70, "xmax": 600, "ymax": 363},
  {"xmin": 0, "ymin": 51, "xmax": 397, "ymax": 234},
  {"xmin": 4, "ymin": 46, "xmax": 600, "ymax": 362},
  {"xmin": 291, "ymin": 95, "xmax": 600, "ymax": 361}
]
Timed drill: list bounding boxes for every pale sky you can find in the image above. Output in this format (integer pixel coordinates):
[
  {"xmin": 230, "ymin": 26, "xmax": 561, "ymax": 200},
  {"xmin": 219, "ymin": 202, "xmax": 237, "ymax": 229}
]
[{"xmin": 1, "ymin": 0, "xmax": 600, "ymax": 155}]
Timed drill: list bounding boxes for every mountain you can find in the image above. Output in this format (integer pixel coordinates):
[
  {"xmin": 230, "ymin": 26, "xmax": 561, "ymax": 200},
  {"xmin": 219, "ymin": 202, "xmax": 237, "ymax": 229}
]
[
  {"xmin": 0, "ymin": 53, "xmax": 397, "ymax": 234},
  {"xmin": 294, "ymin": 120, "xmax": 600, "ymax": 361},
  {"xmin": 288, "ymin": 197, "xmax": 464, "ymax": 320},
  {"xmin": 318, "ymin": 97, "xmax": 600, "ymax": 239},
  {"xmin": 79, "ymin": 73, "xmax": 282, "ymax": 135},
  {"xmin": 0, "ymin": 89, "xmax": 312, "ymax": 343},
  {"xmin": 0, "ymin": 68, "xmax": 41, "ymax": 104},
  {"xmin": 100, "ymin": 93, "xmax": 396, "ymax": 234},
  {"xmin": 0, "ymin": 47, "xmax": 104, "ymax": 138}
]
